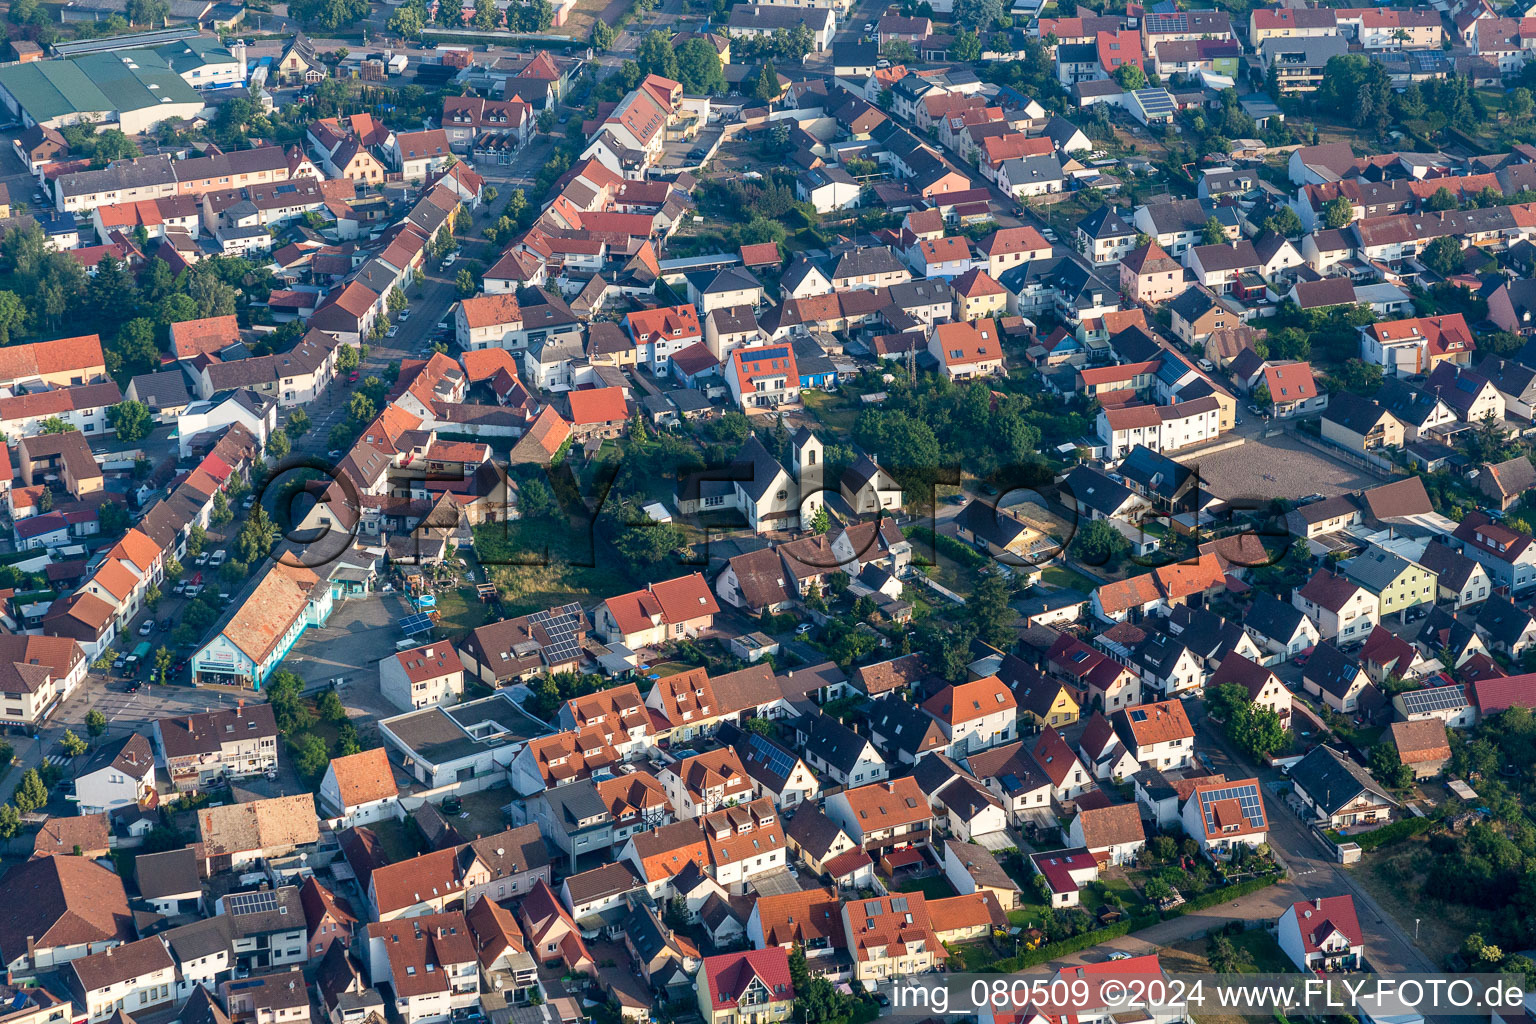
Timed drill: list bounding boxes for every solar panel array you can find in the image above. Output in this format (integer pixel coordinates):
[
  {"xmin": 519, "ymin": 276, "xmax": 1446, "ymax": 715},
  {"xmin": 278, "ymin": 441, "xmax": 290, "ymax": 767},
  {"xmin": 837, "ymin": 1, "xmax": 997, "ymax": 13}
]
[
  {"xmin": 399, "ymin": 612, "xmax": 434, "ymax": 636},
  {"xmin": 1199, "ymin": 782, "xmax": 1265, "ymax": 832},
  {"xmin": 746, "ymin": 733, "xmax": 799, "ymax": 782},
  {"xmin": 1135, "ymin": 89, "xmax": 1176, "ymax": 118},
  {"xmin": 529, "ymin": 602, "xmax": 585, "ymax": 664},
  {"xmin": 1397, "ymin": 684, "xmax": 1467, "ymax": 717},
  {"xmin": 225, "ymin": 889, "xmax": 280, "ymax": 916}
]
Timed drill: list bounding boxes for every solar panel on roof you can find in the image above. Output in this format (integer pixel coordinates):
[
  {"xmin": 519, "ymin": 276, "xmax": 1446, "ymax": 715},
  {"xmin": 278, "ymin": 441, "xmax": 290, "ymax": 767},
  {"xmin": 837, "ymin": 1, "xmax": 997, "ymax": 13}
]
[
  {"xmin": 225, "ymin": 889, "xmax": 280, "ymax": 915},
  {"xmin": 1398, "ymin": 684, "xmax": 1467, "ymax": 716},
  {"xmin": 747, "ymin": 733, "xmax": 799, "ymax": 781},
  {"xmin": 529, "ymin": 601, "xmax": 584, "ymax": 663},
  {"xmin": 399, "ymin": 612, "xmax": 434, "ymax": 636},
  {"xmin": 1198, "ymin": 782, "xmax": 1265, "ymax": 832}
]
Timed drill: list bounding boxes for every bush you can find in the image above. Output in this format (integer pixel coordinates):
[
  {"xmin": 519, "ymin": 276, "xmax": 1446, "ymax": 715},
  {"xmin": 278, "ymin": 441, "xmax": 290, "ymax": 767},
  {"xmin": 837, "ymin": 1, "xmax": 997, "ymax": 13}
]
[
  {"xmin": 990, "ymin": 874, "xmax": 1284, "ymax": 970},
  {"xmin": 1348, "ymin": 816, "xmax": 1433, "ymax": 851},
  {"xmin": 903, "ymin": 525, "xmax": 987, "ymax": 568}
]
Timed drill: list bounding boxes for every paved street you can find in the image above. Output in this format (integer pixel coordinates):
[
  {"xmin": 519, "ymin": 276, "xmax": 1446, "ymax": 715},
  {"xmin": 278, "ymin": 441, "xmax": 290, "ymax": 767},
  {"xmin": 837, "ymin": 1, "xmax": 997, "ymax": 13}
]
[{"xmin": 284, "ymin": 138, "xmax": 553, "ymax": 465}]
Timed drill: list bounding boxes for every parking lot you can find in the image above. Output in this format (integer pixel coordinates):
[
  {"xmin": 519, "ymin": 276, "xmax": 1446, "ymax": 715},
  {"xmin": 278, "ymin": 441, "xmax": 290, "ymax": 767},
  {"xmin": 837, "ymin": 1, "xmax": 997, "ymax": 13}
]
[
  {"xmin": 1184, "ymin": 435, "xmax": 1383, "ymax": 503},
  {"xmin": 283, "ymin": 592, "xmax": 424, "ymax": 729}
]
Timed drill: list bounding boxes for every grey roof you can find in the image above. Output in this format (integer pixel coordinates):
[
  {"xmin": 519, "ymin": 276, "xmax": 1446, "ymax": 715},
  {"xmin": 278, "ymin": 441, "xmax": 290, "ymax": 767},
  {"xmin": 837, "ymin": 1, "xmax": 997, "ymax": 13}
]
[
  {"xmin": 831, "ymin": 246, "xmax": 906, "ymax": 280},
  {"xmin": 1302, "ymin": 641, "xmax": 1363, "ymax": 700},
  {"xmin": 1475, "ymin": 595, "xmax": 1533, "ymax": 649},
  {"xmin": 1140, "ymin": 197, "xmax": 1209, "ymax": 235},
  {"xmin": 1375, "ymin": 378, "xmax": 1445, "ymax": 430},
  {"xmin": 1078, "ymin": 206, "xmax": 1135, "ymax": 240},
  {"xmin": 540, "ymin": 780, "xmax": 608, "ymax": 831},
  {"xmin": 134, "ymin": 847, "xmax": 200, "ymax": 902},
  {"xmin": 1258, "ymin": 33, "xmax": 1349, "ymax": 66},
  {"xmin": 1322, "ymin": 391, "xmax": 1392, "ymax": 435},
  {"xmin": 1244, "ymin": 592, "xmax": 1310, "ymax": 643},
  {"xmin": 1415, "ymin": 539, "xmax": 1478, "ymax": 591},
  {"xmin": 128, "ymin": 370, "xmax": 191, "ymax": 411},
  {"xmin": 1340, "ymin": 548, "xmax": 1417, "ymax": 594},
  {"xmin": 1290, "ymin": 744, "xmax": 1396, "ymax": 816},
  {"xmin": 1002, "ymin": 153, "xmax": 1065, "ymax": 185},
  {"xmin": 799, "ymin": 711, "xmax": 875, "ymax": 775},
  {"xmin": 1061, "ymin": 465, "xmax": 1134, "ymax": 518},
  {"xmin": 784, "ymin": 804, "xmax": 847, "ymax": 859}
]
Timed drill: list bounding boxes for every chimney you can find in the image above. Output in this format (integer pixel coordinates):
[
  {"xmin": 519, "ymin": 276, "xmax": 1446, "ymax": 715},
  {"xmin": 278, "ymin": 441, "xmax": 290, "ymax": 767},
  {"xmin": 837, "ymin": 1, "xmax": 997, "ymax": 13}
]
[{"xmin": 1314, "ymin": 897, "xmax": 1323, "ymax": 910}]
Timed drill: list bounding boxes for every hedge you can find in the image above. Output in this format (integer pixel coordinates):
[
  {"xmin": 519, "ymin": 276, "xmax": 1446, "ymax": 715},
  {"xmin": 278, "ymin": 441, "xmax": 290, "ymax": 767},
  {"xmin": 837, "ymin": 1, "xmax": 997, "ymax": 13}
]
[
  {"xmin": 1346, "ymin": 816, "xmax": 1434, "ymax": 851},
  {"xmin": 903, "ymin": 525, "xmax": 988, "ymax": 568},
  {"xmin": 990, "ymin": 873, "xmax": 1285, "ymax": 970}
]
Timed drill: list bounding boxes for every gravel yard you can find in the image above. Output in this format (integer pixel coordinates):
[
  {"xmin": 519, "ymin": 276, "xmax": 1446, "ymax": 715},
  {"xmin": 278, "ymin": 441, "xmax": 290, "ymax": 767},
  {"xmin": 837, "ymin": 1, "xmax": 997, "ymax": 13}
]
[{"xmin": 1186, "ymin": 436, "xmax": 1382, "ymax": 503}]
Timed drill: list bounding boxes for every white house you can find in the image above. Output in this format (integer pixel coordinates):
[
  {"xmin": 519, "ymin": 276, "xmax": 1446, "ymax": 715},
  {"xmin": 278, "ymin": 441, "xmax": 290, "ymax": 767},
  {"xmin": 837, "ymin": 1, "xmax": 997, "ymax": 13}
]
[
  {"xmin": 379, "ymin": 644, "xmax": 465, "ymax": 713},
  {"xmin": 919, "ymin": 675, "xmax": 1017, "ymax": 757},
  {"xmin": 318, "ymin": 747, "xmax": 401, "ymax": 827},
  {"xmin": 1277, "ymin": 896, "xmax": 1365, "ymax": 972},
  {"xmin": 73, "ymin": 733, "xmax": 155, "ymax": 815},
  {"xmin": 1179, "ymin": 777, "xmax": 1269, "ymax": 861}
]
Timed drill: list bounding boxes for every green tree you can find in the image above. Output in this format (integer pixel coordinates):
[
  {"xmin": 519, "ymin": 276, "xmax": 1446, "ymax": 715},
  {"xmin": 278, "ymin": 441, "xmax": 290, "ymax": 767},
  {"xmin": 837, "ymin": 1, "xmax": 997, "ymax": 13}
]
[
  {"xmin": 473, "ymin": 0, "xmax": 498, "ymax": 26},
  {"xmin": 1114, "ymin": 62, "xmax": 1147, "ymax": 91},
  {"xmin": 387, "ymin": 286, "xmax": 407, "ymax": 316},
  {"xmin": 967, "ymin": 568, "xmax": 1015, "ymax": 647},
  {"xmin": 882, "ymin": 39, "xmax": 916, "ymax": 63},
  {"xmin": 318, "ymin": 689, "xmax": 348, "ymax": 724},
  {"xmin": 590, "ymin": 20, "xmax": 616, "ymax": 49},
  {"xmin": 100, "ymin": 500, "xmax": 128, "ymax": 536},
  {"xmin": 108, "ymin": 401, "xmax": 151, "ymax": 442},
  {"xmin": 154, "ymin": 646, "xmax": 172, "ymax": 682},
  {"xmin": 1263, "ymin": 206, "xmax": 1304, "ymax": 238},
  {"xmin": 291, "ymin": 733, "xmax": 330, "ymax": 780},
  {"xmin": 15, "ymin": 768, "xmax": 46, "ymax": 814},
  {"xmin": 1072, "ymin": 518, "xmax": 1129, "ymax": 566},
  {"xmin": 637, "ymin": 30, "xmax": 679, "ymax": 80},
  {"xmin": 85, "ymin": 709, "xmax": 107, "ymax": 739},
  {"xmin": 286, "ymin": 408, "xmax": 311, "ymax": 438},
  {"xmin": 809, "ymin": 506, "xmax": 830, "ymax": 534},
  {"xmin": 266, "ymin": 430, "xmax": 291, "ymax": 460},
  {"xmin": 1369, "ymin": 741, "xmax": 1413, "ymax": 788},
  {"xmin": 676, "ymin": 37, "xmax": 727, "ymax": 93},
  {"xmin": 1422, "ymin": 234, "xmax": 1463, "ymax": 277},
  {"xmin": 1267, "ymin": 326, "xmax": 1310, "ymax": 361},
  {"xmin": 0, "ymin": 291, "xmax": 28, "ymax": 345},
  {"xmin": 1201, "ymin": 215, "xmax": 1226, "ymax": 246},
  {"xmin": 126, "ymin": 0, "xmax": 170, "ymax": 25},
  {"xmin": 237, "ymin": 505, "xmax": 279, "ymax": 564},
  {"xmin": 386, "ymin": 1, "xmax": 423, "ymax": 36},
  {"xmin": 1206, "ymin": 934, "xmax": 1254, "ymax": 973},
  {"xmin": 1323, "ymin": 195, "xmax": 1354, "ymax": 229},
  {"xmin": 61, "ymin": 730, "xmax": 87, "ymax": 757},
  {"xmin": 456, "ymin": 268, "xmax": 476, "ymax": 297},
  {"xmin": 211, "ymin": 491, "xmax": 233, "ymax": 526},
  {"xmin": 39, "ymin": 416, "xmax": 70, "ymax": 434},
  {"xmin": 1425, "ymin": 186, "xmax": 1459, "ymax": 211},
  {"xmin": 754, "ymin": 62, "xmax": 781, "ymax": 104},
  {"xmin": 0, "ymin": 804, "xmax": 18, "ymax": 840},
  {"xmin": 337, "ymin": 344, "xmax": 361, "ymax": 373},
  {"xmin": 187, "ymin": 523, "xmax": 207, "ymax": 557},
  {"xmin": 953, "ymin": 27, "xmax": 983, "ymax": 61},
  {"xmin": 1512, "ymin": 87, "xmax": 1535, "ymax": 123}
]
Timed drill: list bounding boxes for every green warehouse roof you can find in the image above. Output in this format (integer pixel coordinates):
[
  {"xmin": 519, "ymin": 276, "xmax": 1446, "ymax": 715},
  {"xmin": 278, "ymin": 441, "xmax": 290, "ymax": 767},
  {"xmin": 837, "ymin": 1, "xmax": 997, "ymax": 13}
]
[{"xmin": 0, "ymin": 49, "xmax": 203, "ymax": 123}]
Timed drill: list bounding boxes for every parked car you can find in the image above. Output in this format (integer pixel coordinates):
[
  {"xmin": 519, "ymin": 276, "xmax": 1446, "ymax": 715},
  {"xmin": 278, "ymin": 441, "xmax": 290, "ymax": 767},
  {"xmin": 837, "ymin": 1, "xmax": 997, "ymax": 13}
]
[
  {"xmin": 387, "ymin": 326, "xmax": 400, "ymax": 338},
  {"xmin": 795, "ymin": 622, "xmax": 814, "ymax": 635},
  {"xmin": 210, "ymin": 550, "xmax": 227, "ymax": 568},
  {"xmin": 138, "ymin": 621, "xmax": 154, "ymax": 636},
  {"xmin": 398, "ymin": 310, "xmax": 411, "ymax": 321},
  {"xmin": 194, "ymin": 552, "xmax": 210, "ymax": 566}
]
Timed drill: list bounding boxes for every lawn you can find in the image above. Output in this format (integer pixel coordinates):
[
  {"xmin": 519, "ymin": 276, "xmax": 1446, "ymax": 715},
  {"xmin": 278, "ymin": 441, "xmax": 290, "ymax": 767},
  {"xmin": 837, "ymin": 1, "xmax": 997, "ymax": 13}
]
[
  {"xmin": 432, "ymin": 586, "xmax": 496, "ymax": 640},
  {"xmin": 894, "ymin": 875, "xmax": 958, "ymax": 901},
  {"xmin": 454, "ymin": 786, "xmax": 512, "ymax": 839},
  {"xmin": 800, "ymin": 390, "xmax": 859, "ymax": 434},
  {"xmin": 1168, "ymin": 928, "xmax": 1292, "ymax": 974},
  {"xmin": 1040, "ymin": 565, "xmax": 1099, "ymax": 592},
  {"xmin": 371, "ymin": 816, "xmax": 426, "ymax": 862},
  {"xmin": 475, "ymin": 521, "xmax": 635, "ymax": 618},
  {"xmin": 1348, "ymin": 839, "xmax": 1475, "ymax": 965}
]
